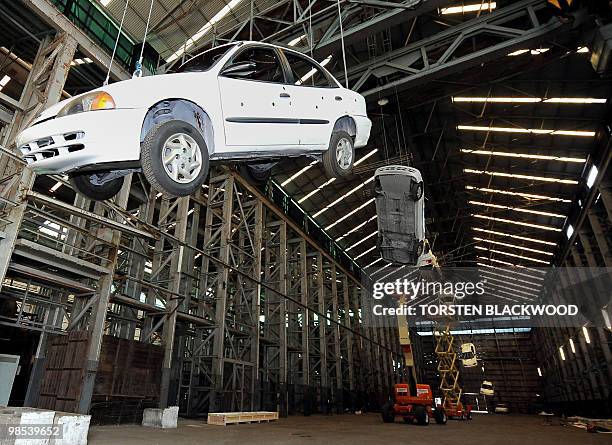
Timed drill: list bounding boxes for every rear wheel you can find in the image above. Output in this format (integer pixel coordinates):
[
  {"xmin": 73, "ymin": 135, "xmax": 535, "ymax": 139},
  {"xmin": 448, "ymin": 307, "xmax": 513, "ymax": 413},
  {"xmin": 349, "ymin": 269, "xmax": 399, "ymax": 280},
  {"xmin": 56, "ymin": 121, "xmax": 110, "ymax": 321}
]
[
  {"xmin": 414, "ymin": 406, "xmax": 429, "ymax": 426},
  {"xmin": 410, "ymin": 180, "xmax": 423, "ymax": 201},
  {"xmin": 141, "ymin": 120, "xmax": 209, "ymax": 197},
  {"xmin": 69, "ymin": 171, "xmax": 125, "ymax": 201},
  {"xmin": 434, "ymin": 409, "xmax": 447, "ymax": 425},
  {"xmin": 323, "ymin": 131, "xmax": 354, "ymax": 178},
  {"xmin": 381, "ymin": 401, "xmax": 395, "ymax": 423}
]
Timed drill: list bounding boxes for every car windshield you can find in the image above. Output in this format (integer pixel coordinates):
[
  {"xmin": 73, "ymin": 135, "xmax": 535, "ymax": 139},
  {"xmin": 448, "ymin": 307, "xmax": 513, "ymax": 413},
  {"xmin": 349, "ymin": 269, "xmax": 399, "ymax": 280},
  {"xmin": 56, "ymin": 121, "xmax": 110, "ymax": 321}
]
[{"xmin": 174, "ymin": 44, "xmax": 237, "ymax": 73}]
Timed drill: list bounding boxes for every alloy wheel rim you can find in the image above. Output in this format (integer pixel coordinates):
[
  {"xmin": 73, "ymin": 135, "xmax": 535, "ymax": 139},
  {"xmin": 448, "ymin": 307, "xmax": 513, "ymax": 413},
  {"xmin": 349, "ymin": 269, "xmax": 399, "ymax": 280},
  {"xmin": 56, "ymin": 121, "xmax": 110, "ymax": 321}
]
[
  {"xmin": 162, "ymin": 133, "xmax": 202, "ymax": 184},
  {"xmin": 335, "ymin": 138, "xmax": 353, "ymax": 170}
]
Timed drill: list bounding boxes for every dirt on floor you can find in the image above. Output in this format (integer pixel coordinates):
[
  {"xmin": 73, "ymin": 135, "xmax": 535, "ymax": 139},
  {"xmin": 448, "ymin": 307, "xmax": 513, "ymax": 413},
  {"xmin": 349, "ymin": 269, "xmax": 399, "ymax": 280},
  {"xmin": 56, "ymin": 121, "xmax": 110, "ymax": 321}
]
[{"xmin": 88, "ymin": 412, "xmax": 612, "ymax": 445}]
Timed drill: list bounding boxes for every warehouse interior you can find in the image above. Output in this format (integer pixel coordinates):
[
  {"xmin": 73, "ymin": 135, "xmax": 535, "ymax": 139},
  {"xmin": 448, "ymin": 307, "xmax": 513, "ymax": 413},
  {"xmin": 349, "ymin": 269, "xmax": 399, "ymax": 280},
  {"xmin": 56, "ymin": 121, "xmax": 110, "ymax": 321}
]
[{"xmin": 0, "ymin": 0, "xmax": 611, "ymax": 443}]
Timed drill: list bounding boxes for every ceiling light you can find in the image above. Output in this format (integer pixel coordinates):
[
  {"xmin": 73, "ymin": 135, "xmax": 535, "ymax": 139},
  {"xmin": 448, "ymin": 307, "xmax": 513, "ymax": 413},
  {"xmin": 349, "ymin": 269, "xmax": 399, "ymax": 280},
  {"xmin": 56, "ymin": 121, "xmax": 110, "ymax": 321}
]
[
  {"xmin": 586, "ymin": 165, "xmax": 598, "ymax": 188},
  {"xmin": 507, "ymin": 49, "xmax": 529, "ymax": 56},
  {"xmin": 477, "ymin": 256, "xmax": 522, "ymax": 268},
  {"xmin": 466, "ymin": 185, "xmax": 572, "ymax": 202},
  {"xmin": 314, "ymin": 176, "xmax": 375, "ymax": 218},
  {"xmin": 167, "ymin": 0, "xmax": 245, "ymax": 62},
  {"xmin": 354, "ymin": 148, "xmax": 378, "ymax": 166},
  {"xmin": 458, "ymin": 125, "xmax": 595, "ymax": 137},
  {"xmin": 537, "ymin": 367, "xmax": 542, "ymax": 376},
  {"xmin": 479, "ymin": 266, "xmax": 543, "ymax": 288},
  {"xmin": 49, "ymin": 181, "xmax": 62, "ymax": 193},
  {"xmin": 336, "ymin": 215, "xmax": 378, "ymax": 242},
  {"xmin": 544, "ymin": 97, "xmax": 606, "ymax": 104},
  {"xmin": 576, "ymin": 46, "xmax": 589, "ymax": 53},
  {"xmin": 583, "ymin": 326, "xmax": 591, "ymax": 344},
  {"xmin": 441, "ymin": 2, "xmax": 496, "ymax": 14},
  {"xmin": 364, "ymin": 257, "xmax": 383, "ymax": 268},
  {"xmin": 461, "ymin": 149, "xmax": 586, "ymax": 163},
  {"xmin": 530, "ymin": 48, "xmax": 549, "ymax": 55},
  {"xmin": 484, "ymin": 281, "xmax": 538, "ymax": 299},
  {"xmin": 474, "ymin": 246, "xmax": 550, "ymax": 264},
  {"xmin": 468, "ymin": 200, "xmax": 566, "ymax": 219},
  {"xmin": 472, "ymin": 214, "xmax": 562, "ymax": 232},
  {"xmin": 464, "ymin": 168, "xmax": 579, "ymax": 184},
  {"xmin": 474, "ymin": 237, "xmax": 554, "ymax": 256},
  {"xmin": 288, "ymin": 35, "xmax": 306, "ymax": 46},
  {"xmin": 453, "ymin": 97, "xmax": 605, "ymax": 104},
  {"xmin": 326, "ymin": 198, "xmax": 375, "ymax": 231},
  {"xmin": 354, "ymin": 245, "xmax": 376, "ymax": 260},
  {"xmin": 0, "ymin": 75, "xmax": 10, "ymax": 91},
  {"xmin": 472, "ymin": 227, "xmax": 557, "ymax": 246},
  {"xmin": 566, "ymin": 224, "xmax": 574, "ymax": 239},
  {"xmin": 569, "ymin": 338, "xmax": 576, "ymax": 353},
  {"xmin": 282, "ymin": 160, "xmax": 318, "ymax": 187},
  {"xmin": 559, "ymin": 346, "xmax": 565, "ymax": 361},
  {"xmin": 298, "ymin": 177, "xmax": 336, "ymax": 204},
  {"xmin": 346, "ymin": 230, "xmax": 377, "ymax": 252}
]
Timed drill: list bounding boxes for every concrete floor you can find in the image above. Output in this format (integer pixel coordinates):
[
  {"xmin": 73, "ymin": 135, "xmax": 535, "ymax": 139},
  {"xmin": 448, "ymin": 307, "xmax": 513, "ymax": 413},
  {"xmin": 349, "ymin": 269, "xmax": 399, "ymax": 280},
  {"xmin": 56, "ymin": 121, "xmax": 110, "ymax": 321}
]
[{"xmin": 88, "ymin": 413, "xmax": 611, "ymax": 444}]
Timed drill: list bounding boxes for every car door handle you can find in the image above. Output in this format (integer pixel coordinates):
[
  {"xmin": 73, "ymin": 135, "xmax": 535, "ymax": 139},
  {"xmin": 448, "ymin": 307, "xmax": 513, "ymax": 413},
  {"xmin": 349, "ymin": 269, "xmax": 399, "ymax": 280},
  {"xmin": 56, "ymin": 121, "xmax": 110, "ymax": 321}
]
[
  {"xmin": 280, "ymin": 93, "xmax": 290, "ymax": 98},
  {"xmin": 335, "ymin": 96, "xmax": 343, "ymax": 101}
]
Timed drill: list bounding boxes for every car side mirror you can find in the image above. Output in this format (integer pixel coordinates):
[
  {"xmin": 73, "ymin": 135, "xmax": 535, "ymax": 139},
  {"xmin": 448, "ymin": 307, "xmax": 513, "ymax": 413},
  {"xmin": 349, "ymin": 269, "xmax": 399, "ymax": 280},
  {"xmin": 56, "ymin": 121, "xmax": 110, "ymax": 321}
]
[{"xmin": 220, "ymin": 61, "xmax": 257, "ymax": 78}]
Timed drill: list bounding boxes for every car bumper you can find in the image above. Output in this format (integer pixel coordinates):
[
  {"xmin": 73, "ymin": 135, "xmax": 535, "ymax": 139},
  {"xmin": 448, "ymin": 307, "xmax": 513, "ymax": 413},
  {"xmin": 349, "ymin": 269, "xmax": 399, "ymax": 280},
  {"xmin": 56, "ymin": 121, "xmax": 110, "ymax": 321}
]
[
  {"xmin": 354, "ymin": 115, "xmax": 372, "ymax": 148},
  {"xmin": 16, "ymin": 108, "xmax": 145, "ymax": 174}
]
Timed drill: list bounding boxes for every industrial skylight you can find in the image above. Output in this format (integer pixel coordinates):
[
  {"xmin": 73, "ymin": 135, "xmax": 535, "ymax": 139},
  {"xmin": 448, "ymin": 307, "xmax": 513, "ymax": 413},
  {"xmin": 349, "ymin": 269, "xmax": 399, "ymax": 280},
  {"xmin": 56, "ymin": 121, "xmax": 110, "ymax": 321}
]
[
  {"xmin": 354, "ymin": 148, "xmax": 378, "ymax": 166},
  {"xmin": 507, "ymin": 48, "xmax": 550, "ymax": 56},
  {"xmin": 440, "ymin": 2, "xmax": 496, "ymax": 14},
  {"xmin": 452, "ymin": 97, "xmax": 606, "ymax": 104},
  {"xmin": 288, "ymin": 35, "xmax": 306, "ymax": 46},
  {"xmin": 477, "ymin": 256, "xmax": 522, "ymax": 268},
  {"xmin": 298, "ymin": 177, "xmax": 336, "ymax": 204},
  {"xmin": 100, "ymin": 0, "xmax": 113, "ymax": 6},
  {"xmin": 0, "ymin": 75, "xmax": 10, "ymax": 91},
  {"xmin": 472, "ymin": 214, "xmax": 562, "ymax": 232},
  {"xmin": 464, "ymin": 168, "xmax": 579, "ymax": 185},
  {"xmin": 468, "ymin": 200, "xmax": 566, "ymax": 219},
  {"xmin": 466, "ymin": 185, "xmax": 571, "ymax": 203},
  {"xmin": 461, "ymin": 149, "xmax": 586, "ymax": 163},
  {"xmin": 297, "ymin": 55, "xmax": 332, "ymax": 85},
  {"xmin": 345, "ymin": 231, "xmax": 377, "ymax": 252},
  {"xmin": 472, "ymin": 227, "xmax": 557, "ymax": 246},
  {"xmin": 586, "ymin": 165, "xmax": 599, "ymax": 188},
  {"xmin": 458, "ymin": 125, "xmax": 595, "ymax": 137},
  {"xmin": 167, "ymin": 0, "xmax": 245, "ymax": 63},
  {"xmin": 326, "ymin": 198, "xmax": 375, "ymax": 231},
  {"xmin": 70, "ymin": 58, "xmax": 93, "ymax": 66},
  {"xmin": 354, "ymin": 245, "xmax": 376, "ymax": 260},
  {"xmin": 281, "ymin": 160, "xmax": 318, "ymax": 187},
  {"xmin": 364, "ymin": 257, "xmax": 383, "ymax": 268},
  {"xmin": 473, "ymin": 237, "xmax": 554, "ymax": 256},
  {"xmin": 313, "ymin": 176, "xmax": 375, "ymax": 218},
  {"xmin": 478, "ymin": 264, "xmax": 544, "ymax": 287},
  {"xmin": 336, "ymin": 215, "xmax": 378, "ymax": 242},
  {"xmin": 475, "ymin": 246, "xmax": 550, "ymax": 264}
]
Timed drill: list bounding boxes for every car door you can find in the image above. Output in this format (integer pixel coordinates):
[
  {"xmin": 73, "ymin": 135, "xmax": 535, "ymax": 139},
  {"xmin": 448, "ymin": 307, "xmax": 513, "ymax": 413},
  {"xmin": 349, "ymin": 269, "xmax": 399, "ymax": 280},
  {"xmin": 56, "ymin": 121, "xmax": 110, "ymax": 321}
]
[
  {"xmin": 218, "ymin": 45, "xmax": 298, "ymax": 147},
  {"xmin": 281, "ymin": 50, "xmax": 344, "ymax": 146}
]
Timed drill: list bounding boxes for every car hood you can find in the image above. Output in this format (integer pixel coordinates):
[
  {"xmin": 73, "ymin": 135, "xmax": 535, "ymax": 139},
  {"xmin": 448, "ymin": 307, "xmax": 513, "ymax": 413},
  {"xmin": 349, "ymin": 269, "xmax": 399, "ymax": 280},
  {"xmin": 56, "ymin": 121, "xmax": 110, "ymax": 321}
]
[{"xmin": 34, "ymin": 72, "xmax": 216, "ymax": 123}]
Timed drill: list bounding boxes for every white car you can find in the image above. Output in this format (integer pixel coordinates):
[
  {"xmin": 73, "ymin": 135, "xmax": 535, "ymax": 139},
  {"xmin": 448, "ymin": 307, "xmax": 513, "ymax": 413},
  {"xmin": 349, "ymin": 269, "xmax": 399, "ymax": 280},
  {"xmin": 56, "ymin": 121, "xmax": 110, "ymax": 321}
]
[
  {"xmin": 374, "ymin": 166, "xmax": 425, "ymax": 265},
  {"xmin": 480, "ymin": 380, "xmax": 494, "ymax": 396},
  {"xmin": 16, "ymin": 41, "xmax": 372, "ymax": 200},
  {"xmin": 460, "ymin": 343, "xmax": 478, "ymax": 367}
]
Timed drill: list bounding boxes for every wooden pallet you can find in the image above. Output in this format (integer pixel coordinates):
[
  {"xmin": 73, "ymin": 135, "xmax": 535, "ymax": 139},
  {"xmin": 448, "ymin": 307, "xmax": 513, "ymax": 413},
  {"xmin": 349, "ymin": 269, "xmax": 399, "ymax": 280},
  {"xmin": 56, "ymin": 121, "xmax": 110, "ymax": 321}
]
[{"xmin": 207, "ymin": 411, "xmax": 279, "ymax": 426}]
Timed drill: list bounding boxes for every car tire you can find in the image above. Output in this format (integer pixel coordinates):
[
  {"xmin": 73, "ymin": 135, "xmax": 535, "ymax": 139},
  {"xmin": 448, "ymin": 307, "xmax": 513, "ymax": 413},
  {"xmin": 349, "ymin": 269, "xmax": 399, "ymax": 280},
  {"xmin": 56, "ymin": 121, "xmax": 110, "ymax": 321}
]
[
  {"xmin": 434, "ymin": 409, "xmax": 447, "ymax": 425},
  {"xmin": 141, "ymin": 120, "xmax": 209, "ymax": 197},
  {"xmin": 239, "ymin": 163, "xmax": 273, "ymax": 186},
  {"xmin": 381, "ymin": 401, "xmax": 395, "ymax": 423},
  {"xmin": 410, "ymin": 180, "xmax": 423, "ymax": 201},
  {"xmin": 323, "ymin": 130, "xmax": 354, "ymax": 178},
  {"xmin": 414, "ymin": 406, "xmax": 428, "ymax": 426},
  {"xmin": 69, "ymin": 172, "xmax": 125, "ymax": 201}
]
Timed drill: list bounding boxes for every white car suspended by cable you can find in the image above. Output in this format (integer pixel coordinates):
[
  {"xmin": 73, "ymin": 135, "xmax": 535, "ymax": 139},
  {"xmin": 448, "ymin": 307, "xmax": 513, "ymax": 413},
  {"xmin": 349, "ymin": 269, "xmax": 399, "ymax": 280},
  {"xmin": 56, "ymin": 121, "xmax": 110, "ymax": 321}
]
[{"xmin": 16, "ymin": 41, "xmax": 372, "ymax": 200}]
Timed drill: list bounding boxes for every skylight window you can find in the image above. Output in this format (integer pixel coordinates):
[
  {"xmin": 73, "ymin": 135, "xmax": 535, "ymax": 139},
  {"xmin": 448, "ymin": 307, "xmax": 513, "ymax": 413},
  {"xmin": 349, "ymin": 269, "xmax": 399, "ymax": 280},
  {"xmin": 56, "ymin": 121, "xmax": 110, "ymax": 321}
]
[
  {"xmin": 458, "ymin": 125, "xmax": 595, "ymax": 137},
  {"xmin": 472, "ymin": 214, "xmax": 562, "ymax": 232},
  {"xmin": 281, "ymin": 160, "xmax": 318, "ymax": 187},
  {"xmin": 345, "ymin": 231, "xmax": 377, "ymax": 252},
  {"xmin": 313, "ymin": 177, "xmax": 375, "ymax": 218},
  {"xmin": 440, "ymin": 2, "xmax": 496, "ymax": 14},
  {"xmin": 298, "ymin": 178, "xmax": 336, "ymax": 204},
  {"xmin": 477, "ymin": 256, "xmax": 521, "ymax": 268},
  {"xmin": 354, "ymin": 148, "xmax": 378, "ymax": 166},
  {"xmin": 297, "ymin": 55, "xmax": 332, "ymax": 85},
  {"xmin": 167, "ymin": 0, "xmax": 246, "ymax": 63},
  {"xmin": 336, "ymin": 215, "xmax": 378, "ymax": 242},
  {"xmin": 586, "ymin": 165, "xmax": 598, "ymax": 188},
  {"xmin": 354, "ymin": 245, "xmax": 376, "ymax": 260},
  {"xmin": 0, "ymin": 75, "xmax": 10, "ymax": 91},
  {"xmin": 464, "ymin": 168, "xmax": 579, "ymax": 185},
  {"xmin": 100, "ymin": 0, "xmax": 113, "ymax": 6},
  {"xmin": 472, "ymin": 227, "xmax": 557, "ymax": 246},
  {"xmin": 473, "ymin": 237, "xmax": 554, "ymax": 256},
  {"xmin": 453, "ymin": 97, "xmax": 606, "ymax": 104},
  {"xmin": 566, "ymin": 224, "xmax": 574, "ymax": 239},
  {"xmin": 475, "ymin": 246, "xmax": 550, "ymax": 264},
  {"xmin": 326, "ymin": 198, "xmax": 375, "ymax": 230},
  {"xmin": 288, "ymin": 35, "xmax": 306, "ymax": 46},
  {"xmin": 461, "ymin": 149, "xmax": 586, "ymax": 163},
  {"xmin": 364, "ymin": 257, "xmax": 383, "ymax": 268},
  {"xmin": 468, "ymin": 200, "xmax": 566, "ymax": 219},
  {"xmin": 466, "ymin": 185, "xmax": 571, "ymax": 203},
  {"xmin": 507, "ymin": 48, "xmax": 550, "ymax": 56}
]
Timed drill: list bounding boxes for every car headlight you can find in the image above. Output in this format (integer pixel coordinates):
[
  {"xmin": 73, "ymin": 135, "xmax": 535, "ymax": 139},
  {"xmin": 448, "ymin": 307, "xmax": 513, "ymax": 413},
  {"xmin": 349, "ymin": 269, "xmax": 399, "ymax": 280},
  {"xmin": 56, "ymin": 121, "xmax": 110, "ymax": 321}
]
[{"xmin": 57, "ymin": 91, "xmax": 116, "ymax": 117}]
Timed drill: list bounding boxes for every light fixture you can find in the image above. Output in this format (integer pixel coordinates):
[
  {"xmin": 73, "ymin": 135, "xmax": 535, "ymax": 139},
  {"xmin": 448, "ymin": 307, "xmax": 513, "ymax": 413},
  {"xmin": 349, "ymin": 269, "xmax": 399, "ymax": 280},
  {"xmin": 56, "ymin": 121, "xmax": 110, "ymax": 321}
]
[
  {"xmin": 559, "ymin": 346, "xmax": 566, "ymax": 361},
  {"xmin": 468, "ymin": 200, "xmax": 566, "ymax": 219},
  {"xmin": 281, "ymin": 160, "xmax": 318, "ymax": 187},
  {"xmin": 472, "ymin": 227, "xmax": 557, "ymax": 246},
  {"xmin": 0, "ymin": 75, "xmax": 10, "ymax": 91},
  {"xmin": 586, "ymin": 165, "xmax": 598, "ymax": 188},
  {"xmin": 507, "ymin": 48, "xmax": 550, "ymax": 56},
  {"xmin": 354, "ymin": 148, "xmax": 379, "ymax": 166},
  {"xmin": 298, "ymin": 177, "xmax": 336, "ymax": 204},
  {"xmin": 167, "ymin": 0, "xmax": 246, "ymax": 62},
  {"xmin": 566, "ymin": 224, "xmax": 574, "ymax": 239},
  {"xmin": 457, "ymin": 125, "xmax": 595, "ymax": 137},
  {"xmin": 377, "ymin": 98, "xmax": 389, "ymax": 106},
  {"xmin": 576, "ymin": 46, "xmax": 589, "ymax": 53},
  {"xmin": 336, "ymin": 215, "xmax": 378, "ymax": 242},
  {"xmin": 473, "ymin": 214, "xmax": 562, "ymax": 232},
  {"xmin": 287, "ymin": 35, "xmax": 306, "ymax": 46},
  {"xmin": 466, "ymin": 185, "xmax": 571, "ymax": 203},
  {"xmin": 346, "ymin": 230, "xmax": 377, "ymax": 252},
  {"xmin": 582, "ymin": 326, "xmax": 590, "ymax": 344},
  {"xmin": 49, "ymin": 181, "xmax": 62, "ymax": 193},
  {"xmin": 569, "ymin": 338, "xmax": 576, "ymax": 353},
  {"xmin": 537, "ymin": 367, "xmax": 542, "ymax": 377},
  {"xmin": 453, "ymin": 97, "xmax": 605, "ymax": 104},
  {"xmin": 464, "ymin": 168, "xmax": 579, "ymax": 185},
  {"xmin": 474, "ymin": 246, "xmax": 550, "ymax": 264},
  {"xmin": 461, "ymin": 149, "xmax": 586, "ymax": 163},
  {"xmin": 314, "ymin": 176, "xmax": 375, "ymax": 218},
  {"xmin": 441, "ymin": 2, "xmax": 496, "ymax": 14},
  {"xmin": 326, "ymin": 198, "xmax": 375, "ymax": 230},
  {"xmin": 473, "ymin": 237, "xmax": 554, "ymax": 256}
]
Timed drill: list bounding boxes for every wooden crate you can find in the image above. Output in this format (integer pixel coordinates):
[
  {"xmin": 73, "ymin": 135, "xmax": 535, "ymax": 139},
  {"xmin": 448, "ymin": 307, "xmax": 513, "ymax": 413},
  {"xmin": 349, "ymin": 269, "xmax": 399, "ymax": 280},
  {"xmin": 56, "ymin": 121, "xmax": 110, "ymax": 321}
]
[{"xmin": 207, "ymin": 411, "xmax": 279, "ymax": 426}]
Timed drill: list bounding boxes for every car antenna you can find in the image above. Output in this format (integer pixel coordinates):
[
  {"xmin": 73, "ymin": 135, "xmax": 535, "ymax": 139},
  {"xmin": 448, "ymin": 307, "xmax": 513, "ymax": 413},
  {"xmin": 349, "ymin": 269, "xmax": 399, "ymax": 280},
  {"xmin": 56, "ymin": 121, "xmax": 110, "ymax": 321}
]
[{"xmin": 104, "ymin": 0, "xmax": 131, "ymax": 86}]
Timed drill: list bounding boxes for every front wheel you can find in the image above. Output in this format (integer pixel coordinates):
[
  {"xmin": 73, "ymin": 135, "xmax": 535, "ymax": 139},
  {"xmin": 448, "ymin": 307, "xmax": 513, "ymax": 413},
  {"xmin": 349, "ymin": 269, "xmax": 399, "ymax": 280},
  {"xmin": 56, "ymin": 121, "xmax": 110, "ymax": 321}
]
[
  {"xmin": 381, "ymin": 401, "xmax": 395, "ymax": 423},
  {"xmin": 414, "ymin": 405, "xmax": 429, "ymax": 426},
  {"xmin": 69, "ymin": 171, "xmax": 125, "ymax": 201},
  {"xmin": 141, "ymin": 120, "xmax": 209, "ymax": 197},
  {"xmin": 434, "ymin": 409, "xmax": 447, "ymax": 425},
  {"xmin": 323, "ymin": 131, "xmax": 354, "ymax": 178}
]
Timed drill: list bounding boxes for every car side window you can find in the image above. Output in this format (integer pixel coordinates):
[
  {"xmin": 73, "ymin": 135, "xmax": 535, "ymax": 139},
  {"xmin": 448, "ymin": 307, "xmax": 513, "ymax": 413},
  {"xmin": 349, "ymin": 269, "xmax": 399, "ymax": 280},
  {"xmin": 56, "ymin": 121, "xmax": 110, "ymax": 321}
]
[
  {"xmin": 224, "ymin": 47, "xmax": 285, "ymax": 83},
  {"xmin": 284, "ymin": 51, "xmax": 335, "ymax": 88}
]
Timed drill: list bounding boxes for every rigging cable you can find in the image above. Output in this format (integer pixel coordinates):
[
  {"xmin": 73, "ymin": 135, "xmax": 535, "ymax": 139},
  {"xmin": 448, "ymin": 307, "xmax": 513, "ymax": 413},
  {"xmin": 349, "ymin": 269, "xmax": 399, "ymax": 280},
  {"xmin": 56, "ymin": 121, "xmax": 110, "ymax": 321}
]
[
  {"xmin": 336, "ymin": 0, "xmax": 349, "ymax": 88},
  {"xmin": 134, "ymin": 0, "xmax": 156, "ymax": 78},
  {"xmin": 104, "ymin": 0, "xmax": 130, "ymax": 85}
]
